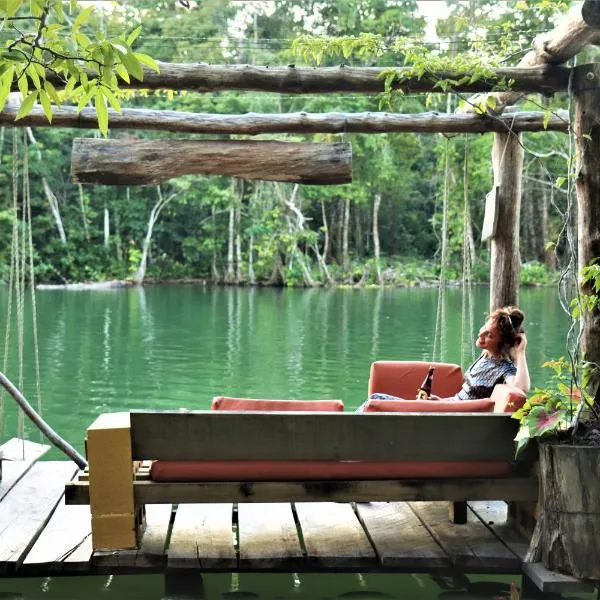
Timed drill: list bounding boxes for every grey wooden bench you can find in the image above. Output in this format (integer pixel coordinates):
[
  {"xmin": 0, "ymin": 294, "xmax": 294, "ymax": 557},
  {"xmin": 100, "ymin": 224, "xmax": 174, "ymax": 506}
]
[{"xmin": 64, "ymin": 410, "xmax": 538, "ymax": 551}]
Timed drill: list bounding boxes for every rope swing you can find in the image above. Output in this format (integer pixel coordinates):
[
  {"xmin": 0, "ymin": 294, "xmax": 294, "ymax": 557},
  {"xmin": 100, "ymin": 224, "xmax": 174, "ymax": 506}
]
[{"xmin": 0, "ymin": 130, "xmax": 87, "ymax": 469}]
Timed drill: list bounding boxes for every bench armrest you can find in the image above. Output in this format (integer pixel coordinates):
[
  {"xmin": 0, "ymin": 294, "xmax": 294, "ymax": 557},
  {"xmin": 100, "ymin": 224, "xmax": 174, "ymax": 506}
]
[{"xmin": 491, "ymin": 384, "xmax": 527, "ymax": 413}]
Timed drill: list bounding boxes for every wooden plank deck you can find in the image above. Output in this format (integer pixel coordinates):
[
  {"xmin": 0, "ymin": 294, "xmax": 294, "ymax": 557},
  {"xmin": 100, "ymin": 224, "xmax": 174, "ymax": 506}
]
[{"xmin": 0, "ymin": 459, "xmax": 594, "ymax": 595}]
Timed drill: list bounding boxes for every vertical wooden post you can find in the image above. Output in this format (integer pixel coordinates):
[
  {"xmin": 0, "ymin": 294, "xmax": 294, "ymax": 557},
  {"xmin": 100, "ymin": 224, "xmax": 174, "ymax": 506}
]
[
  {"xmin": 87, "ymin": 412, "xmax": 141, "ymax": 550},
  {"xmin": 573, "ymin": 63, "xmax": 600, "ymax": 377},
  {"xmin": 489, "ymin": 132, "xmax": 524, "ymax": 311}
]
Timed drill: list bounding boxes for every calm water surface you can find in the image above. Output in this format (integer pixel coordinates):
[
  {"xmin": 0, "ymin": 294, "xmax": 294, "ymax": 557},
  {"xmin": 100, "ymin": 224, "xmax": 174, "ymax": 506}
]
[{"xmin": 0, "ymin": 285, "xmax": 590, "ymax": 600}]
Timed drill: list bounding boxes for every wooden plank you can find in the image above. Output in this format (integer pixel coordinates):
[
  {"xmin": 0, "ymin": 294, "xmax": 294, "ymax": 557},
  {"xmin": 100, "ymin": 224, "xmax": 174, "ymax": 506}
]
[
  {"xmin": 355, "ymin": 501, "xmax": 449, "ymax": 570},
  {"xmin": 130, "ymin": 411, "xmax": 521, "ymax": 462},
  {"xmin": 21, "ymin": 501, "xmax": 92, "ymax": 574},
  {"xmin": 0, "ymin": 461, "xmax": 77, "ymax": 574},
  {"xmin": 66, "ymin": 477, "xmax": 539, "ymax": 506},
  {"xmin": 72, "ymin": 139, "xmax": 352, "ymax": 186},
  {"xmin": 167, "ymin": 503, "xmax": 236, "ymax": 570},
  {"xmin": 409, "ymin": 501, "xmax": 520, "ymax": 572},
  {"xmin": 522, "ymin": 562, "xmax": 595, "ymax": 594},
  {"xmin": 238, "ymin": 503, "xmax": 303, "ymax": 570},
  {"xmin": 295, "ymin": 502, "xmax": 376, "ymax": 569},
  {"xmin": 92, "ymin": 504, "xmax": 172, "ymax": 572},
  {"xmin": 0, "ymin": 438, "xmax": 50, "ymax": 502},
  {"xmin": 468, "ymin": 501, "xmax": 529, "ymax": 560}
]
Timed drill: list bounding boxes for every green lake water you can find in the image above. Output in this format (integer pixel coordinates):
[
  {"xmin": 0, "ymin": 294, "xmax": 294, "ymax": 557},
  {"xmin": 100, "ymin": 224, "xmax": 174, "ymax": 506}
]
[{"xmin": 0, "ymin": 285, "xmax": 592, "ymax": 600}]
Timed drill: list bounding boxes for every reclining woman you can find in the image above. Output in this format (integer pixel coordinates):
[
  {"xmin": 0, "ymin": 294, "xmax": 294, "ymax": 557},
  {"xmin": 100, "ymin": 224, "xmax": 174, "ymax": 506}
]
[{"xmin": 358, "ymin": 306, "xmax": 530, "ymax": 411}]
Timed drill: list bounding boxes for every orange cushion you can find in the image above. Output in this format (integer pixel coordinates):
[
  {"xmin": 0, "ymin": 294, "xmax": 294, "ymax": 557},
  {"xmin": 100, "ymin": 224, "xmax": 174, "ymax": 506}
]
[
  {"xmin": 363, "ymin": 398, "xmax": 495, "ymax": 413},
  {"xmin": 211, "ymin": 396, "xmax": 344, "ymax": 412},
  {"xmin": 368, "ymin": 361, "xmax": 463, "ymax": 399},
  {"xmin": 149, "ymin": 459, "xmax": 511, "ymax": 482}
]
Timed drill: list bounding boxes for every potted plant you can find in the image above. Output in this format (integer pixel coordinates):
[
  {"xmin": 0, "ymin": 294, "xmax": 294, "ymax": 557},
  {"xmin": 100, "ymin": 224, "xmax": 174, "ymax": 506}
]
[{"xmin": 512, "ymin": 264, "xmax": 600, "ymax": 579}]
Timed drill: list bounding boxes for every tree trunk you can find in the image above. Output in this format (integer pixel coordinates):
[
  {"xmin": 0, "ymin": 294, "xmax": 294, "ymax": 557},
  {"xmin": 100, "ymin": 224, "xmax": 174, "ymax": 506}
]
[
  {"xmin": 26, "ymin": 128, "xmax": 67, "ymax": 245},
  {"xmin": 77, "ymin": 184, "xmax": 90, "ymax": 242},
  {"xmin": 235, "ymin": 205, "xmax": 242, "ymax": 284},
  {"xmin": 71, "ymin": 139, "xmax": 352, "ymax": 186},
  {"xmin": 538, "ymin": 443, "xmax": 600, "ymax": 579},
  {"xmin": 103, "ymin": 207, "xmax": 109, "ymax": 248},
  {"xmin": 226, "ymin": 204, "xmax": 235, "ymax": 284},
  {"xmin": 321, "ymin": 201, "xmax": 330, "ymax": 263},
  {"xmin": 573, "ymin": 63, "xmax": 600, "ymax": 386},
  {"xmin": 211, "ymin": 205, "xmax": 220, "ymax": 282},
  {"xmin": 247, "ymin": 232, "xmax": 255, "ymax": 285},
  {"xmin": 342, "ymin": 197, "xmax": 350, "ymax": 278},
  {"xmin": 134, "ymin": 186, "xmax": 176, "ymax": 285},
  {"xmin": 489, "ymin": 132, "xmax": 523, "ymax": 311},
  {"xmin": 373, "ymin": 192, "xmax": 383, "ymax": 286}
]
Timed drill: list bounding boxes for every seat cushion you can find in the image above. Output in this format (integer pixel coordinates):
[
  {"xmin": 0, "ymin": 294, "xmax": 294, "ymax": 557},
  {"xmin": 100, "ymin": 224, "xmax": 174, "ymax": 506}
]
[
  {"xmin": 211, "ymin": 397, "xmax": 344, "ymax": 412},
  {"xmin": 368, "ymin": 361, "xmax": 463, "ymax": 399},
  {"xmin": 362, "ymin": 398, "xmax": 495, "ymax": 413}
]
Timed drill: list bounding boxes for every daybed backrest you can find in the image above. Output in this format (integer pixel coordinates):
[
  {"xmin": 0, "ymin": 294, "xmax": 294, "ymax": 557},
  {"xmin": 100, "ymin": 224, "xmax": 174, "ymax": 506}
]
[
  {"xmin": 129, "ymin": 410, "xmax": 519, "ymax": 462},
  {"xmin": 368, "ymin": 361, "xmax": 463, "ymax": 399},
  {"xmin": 211, "ymin": 396, "xmax": 344, "ymax": 412}
]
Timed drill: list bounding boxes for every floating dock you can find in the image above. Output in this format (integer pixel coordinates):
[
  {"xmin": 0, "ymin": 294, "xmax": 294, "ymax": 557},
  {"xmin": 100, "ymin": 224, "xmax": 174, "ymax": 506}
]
[{"xmin": 0, "ymin": 439, "xmax": 593, "ymax": 596}]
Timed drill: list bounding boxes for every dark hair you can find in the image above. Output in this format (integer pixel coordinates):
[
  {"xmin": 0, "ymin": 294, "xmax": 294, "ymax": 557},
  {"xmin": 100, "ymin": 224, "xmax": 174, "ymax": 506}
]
[{"xmin": 489, "ymin": 306, "xmax": 525, "ymax": 350}]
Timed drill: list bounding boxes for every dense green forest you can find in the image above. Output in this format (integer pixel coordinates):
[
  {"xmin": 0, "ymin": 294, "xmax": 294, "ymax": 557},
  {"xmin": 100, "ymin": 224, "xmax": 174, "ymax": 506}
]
[{"xmin": 0, "ymin": 0, "xmax": 589, "ymax": 287}]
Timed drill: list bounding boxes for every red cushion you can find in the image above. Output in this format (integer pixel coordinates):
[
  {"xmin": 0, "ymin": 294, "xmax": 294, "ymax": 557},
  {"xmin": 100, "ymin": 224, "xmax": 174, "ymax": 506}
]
[
  {"xmin": 368, "ymin": 361, "xmax": 463, "ymax": 399},
  {"xmin": 363, "ymin": 398, "xmax": 495, "ymax": 413},
  {"xmin": 211, "ymin": 396, "xmax": 344, "ymax": 412},
  {"xmin": 149, "ymin": 460, "xmax": 511, "ymax": 482}
]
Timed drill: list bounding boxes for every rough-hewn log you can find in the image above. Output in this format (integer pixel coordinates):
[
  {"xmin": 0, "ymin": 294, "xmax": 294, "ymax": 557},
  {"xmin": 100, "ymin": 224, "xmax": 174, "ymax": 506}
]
[
  {"xmin": 539, "ymin": 443, "xmax": 600, "ymax": 579},
  {"xmin": 573, "ymin": 63, "xmax": 600, "ymax": 376},
  {"xmin": 39, "ymin": 63, "xmax": 570, "ymax": 96},
  {"xmin": 0, "ymin": 105, "xmax": 570, "ymax": 134},
  {"xmin": 71, "ymin": 139, "xmax": 352, "ymax": 186},
  {"xmin": 465, "ymin": 2, "xmax": 600, "ymax": 113},
  {"xmin": 489, "ymin": 132, "xmax": 523, "ymax": 311}
]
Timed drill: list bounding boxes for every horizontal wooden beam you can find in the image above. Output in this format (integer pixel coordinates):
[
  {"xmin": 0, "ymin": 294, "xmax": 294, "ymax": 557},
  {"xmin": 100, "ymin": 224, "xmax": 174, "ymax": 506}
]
[
  {"xmin": 0, "ymin": 105, "xmax": 570, "ymax": 134},
  {"xmin": 65, "ymin": 476, "xmax": 539, "ymax": 505},
  {"xmin": 71, "ymin": 138, "xmax": 352, "ymax": 186},
  {"xmin": 129, "ymin": 411, "xmax": 520, "ymax": 462},
  {"xmin": 40, "ymin": 63, "xmax": 572, "ymax": 95}
]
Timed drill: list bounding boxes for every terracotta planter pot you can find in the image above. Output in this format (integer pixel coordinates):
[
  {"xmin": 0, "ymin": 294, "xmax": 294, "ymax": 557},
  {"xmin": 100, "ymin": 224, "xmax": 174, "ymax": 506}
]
[{"xmin": 539, "ymin": 442, "xmax": 600, "ymax": 579}]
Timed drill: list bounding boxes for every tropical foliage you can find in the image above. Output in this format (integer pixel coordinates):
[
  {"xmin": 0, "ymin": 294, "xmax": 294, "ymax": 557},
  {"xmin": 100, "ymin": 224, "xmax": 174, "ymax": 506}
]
[{"xmin": 0, "ymin": 0, "xmax": 585, "ymax": 286}]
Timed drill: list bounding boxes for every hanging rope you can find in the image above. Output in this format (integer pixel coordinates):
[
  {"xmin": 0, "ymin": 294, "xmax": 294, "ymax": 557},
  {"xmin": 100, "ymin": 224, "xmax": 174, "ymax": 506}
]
[
  {"xmin": 460, "ymin": 136, "xmax": 476, "ymax": 370},
  {"xmin": 23, "ymin": 131, "xmax": 44, "ymax": 439},
  {"xmin": 432, "ymin": 136, "xmax": 451, "ymax": 363}
]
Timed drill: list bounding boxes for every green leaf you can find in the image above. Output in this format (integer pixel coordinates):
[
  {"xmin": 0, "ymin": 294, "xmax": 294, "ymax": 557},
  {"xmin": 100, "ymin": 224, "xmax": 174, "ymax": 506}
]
[
  {"xmin": 126, "ymin": 25, "xmax": 142, "ymax": 46},
  {"xmin": 76, "ymin": 84, "xmax": 96, "ymax": 112},
  {"xmin": 17, "ymin": 71, "xmax": 28, "ymax": 98},
  {"xmin": 15, "ymin": 90, "xmax": 38, "ymax": 120},
  {"xmin": 115, "ymin": 63, "xmax": 130, "ymax": 83},
  {"xmin": 133, "ymin": 52, "xmax": 160, "ymax": 73},
  {"xmin": 0, "ymin": 66, "xmax": 14, "ymax": 113},
  {"xmin": 101, "ymin": 86, "xmax": 120, "ymax": 113},
  {"xmin": 555, "ymin": 176, "xmax": 566, "ymax": 188},
  {"xmin": 95, "ymin": 90, "xmax": 108, "ymax": 136},
  {"xmin": 542, "ymin": 110, "xmax": 551, "ymax": 130},
  {"xmin": 43, "ymin": 80, "xmax": 61, "ymax": 105},
  {"xmin": 73, "ymin": 4, "xmax": 94, "ymax": 33},
  {"xmin": 39, "ymin": 89, "xmax": 52, "ymax": 123},
  {"xmin": 120, "ymin": 50, "xmax": 143, "ymax": 81},
  {"xmin": 26, "ymin": 63, "xmax": 41, "ymax": 90}
]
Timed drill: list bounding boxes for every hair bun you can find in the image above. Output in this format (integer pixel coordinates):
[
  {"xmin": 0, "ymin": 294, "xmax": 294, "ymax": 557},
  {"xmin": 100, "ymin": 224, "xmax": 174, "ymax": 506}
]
[{"xmin": 507, "ymin": 307, "xmax": 524, "ymax": 330}]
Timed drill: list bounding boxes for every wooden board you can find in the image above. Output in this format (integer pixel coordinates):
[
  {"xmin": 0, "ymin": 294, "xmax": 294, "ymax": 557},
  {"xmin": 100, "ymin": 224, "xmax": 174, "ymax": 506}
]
[
  {"xmin": 0, "ymin": 438, "xmax": 50, "ymax": 502},
  {"xmin": 0, "ymin": 461, "xmax": 77, "ymax": 574},
  {"xmin": 409, "ymin": 501, "xmax": 520, "ymax": 572},
  {"xmin": 294, "ymin": 502, "xmax": 376, "ymax": 569},
  {"xmin": 21, "ymin": 501, "xmax": 92, "ymax": 574},
  {"xmin": 468, "ymin": 500, "xmax": 529, "ymax": 560},
  {"xmin": 238, "ymin": 503, "xmax": 303, "ymax": 570},
  {"xmin": 355, "ymin": 501, "xmax": 449, "ymax": 570},
  {"xmin": 522, "ymin": 562, "xmax": 595, "ymax": 594},
  {"xmin": 92, "ymin": 504, "xmax": 172, "ymax": 572},
  {"xmin": 130, "ymin": 411, "xmax": 520, "ymax": 462},
  {"xmin": 168, "ymin": 503, "xmax": 236, "ymax": 570}
]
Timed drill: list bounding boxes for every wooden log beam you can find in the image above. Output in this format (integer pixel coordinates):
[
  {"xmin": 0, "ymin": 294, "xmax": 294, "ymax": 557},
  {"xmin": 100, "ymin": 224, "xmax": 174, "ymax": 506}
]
[
  {"xmin": 0, "ymin": 105, "xmax": 570, "ymax": 134},
  {"xmin": 489, "ymin": 132, "xmax": 524, "ymax": 312},
  {"xmin": 71, "ymin": 139, "xmax": 352, "ymax": 186},
  {"xmin": 573, "ymin": 63, "xmax": 600, "ymax": 378},
  {"xmin": 465, "ymin": 2, "xmax": 600, "ymax": 113},
  {"xmin": 39, "ymin": 63, "xmax": 571, "ymax": 96}
]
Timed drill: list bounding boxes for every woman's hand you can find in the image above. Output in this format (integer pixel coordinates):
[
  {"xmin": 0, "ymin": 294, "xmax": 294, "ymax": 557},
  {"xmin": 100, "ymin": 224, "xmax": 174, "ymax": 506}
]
[{"xmin": 514, "ymin": 333, "xmax": 528, "ymax": 354}]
